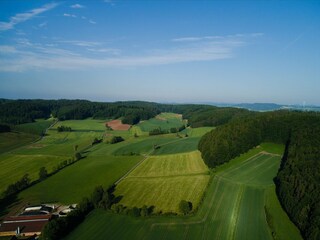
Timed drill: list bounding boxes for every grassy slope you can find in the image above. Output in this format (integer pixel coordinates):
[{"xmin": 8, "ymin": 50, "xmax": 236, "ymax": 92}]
[
  {"xmin": 265, "ymin": 186, "xmax": 302, "ymax": 240},
  {"xmin": 0, "ymin": 119, "xmax": 106, "ymax": 194},
  {"xmin": 0, "ymin": 154, "xmax": 67, "ymax": 193},
  {"xmin": 113, "ymin": 135, "xmax": 180, "ymax": 155},
  {"xmin": 0, "ymin": 132, "xmax": 36, "ymax": 154},
  {"xmin": 137, "ymin": 113, "xmax": 185, "ymax": 132},
  {"xmin": 20, "ymin": 155, "xmax": 142, "ymax": 204},
  {"xmin": 114, "ymin": 150, "xmax": 210, "ymax": 213},
  {"xmin": 14, "ymin": 119, "xmax": 54, "ymax": 135},
  {"xmin": 66, "ymin": 143, "xmax": 302, "ymax": 240},
  {"xmin": 153, "ymin": 137, "xmax": 200, "ymax": 155},
  {"xmin": 115, "ymin": 175, "xmax": 209, "ymax": 213},
  {"xmin": 129, "ymin": 151, "xmax": 208, "ymax": 177}
]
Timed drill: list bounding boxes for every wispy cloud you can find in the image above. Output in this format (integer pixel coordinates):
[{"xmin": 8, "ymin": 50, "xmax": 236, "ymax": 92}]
[
  {"xmin": 58, "ymin": 40, "xmax": 102, "ymax": 47},
  {"xmin": 87, "ymin": 48, "xmax": 121, "ymax": 55},
  {"xmin": 63, "ymin": 13, "xmax": 96, "ymax": 24},
  {"xmin": 0, "ymin": 3, "xmax": 58, "ymax": 31},
  {"xmin": 71, "ymin": 4, "xmax": 85, "ymax": 9},
  {"xmin": 104, "ymin": 0, "xmax": 115, "ymax": 6},
  {"xmin": 0, "ymin": 34, "xmax": 260, "ymax": 72},
  {"xmin": 63, "ymin": 13, "xmax": 77, "ymax": 18},
  {"xmin": 0, "ymin": 45, "xmax": 17, "ymax": 54},
  {"xmin": 172, "ymin": 33, "xmax": 264, "ymax": 42},
  {"xmin": 38, "ymin": 22, "xmax": 47, "ymax": 28}
]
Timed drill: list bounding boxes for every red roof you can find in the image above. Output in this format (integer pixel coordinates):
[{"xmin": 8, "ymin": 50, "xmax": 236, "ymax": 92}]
[
  {"xmin": 0, "ymin": 214, "xmax": 52, "ymax": 235},
  {"xmin": 4, "ymin": 215, "xmax": 51, "ymax": 222}
]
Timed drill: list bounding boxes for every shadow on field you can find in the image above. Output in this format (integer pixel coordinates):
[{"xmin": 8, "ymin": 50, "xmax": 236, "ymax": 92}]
[
  {"xmin": 0, "ymin": 194, "xmax": 21, "ymax": 219},
  {"xmin": 113, "ymin": 195, "xmax": 123, "ymax": 204}
]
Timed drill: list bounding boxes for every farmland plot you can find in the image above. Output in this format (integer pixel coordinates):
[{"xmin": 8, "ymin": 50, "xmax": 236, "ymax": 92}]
[{"xmin": 67, "ymin": 147, "xmax": 302, "ymax": 240}]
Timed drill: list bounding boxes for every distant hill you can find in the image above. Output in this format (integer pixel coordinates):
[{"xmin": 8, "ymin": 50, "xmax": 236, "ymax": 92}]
[{"xmin": 204, "ymin": 102, "xmax": 320, "ymax": 112}]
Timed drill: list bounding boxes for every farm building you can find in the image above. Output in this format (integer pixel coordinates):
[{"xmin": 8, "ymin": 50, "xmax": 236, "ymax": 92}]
[{"xmin": 0, "ymin": 214, "xmax": 52, "ymax": 237}]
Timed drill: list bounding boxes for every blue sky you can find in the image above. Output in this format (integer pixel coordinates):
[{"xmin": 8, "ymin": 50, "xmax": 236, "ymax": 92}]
[{"xmin": 0, "ymin": 0, "xmax": 319, "ymax": 104}]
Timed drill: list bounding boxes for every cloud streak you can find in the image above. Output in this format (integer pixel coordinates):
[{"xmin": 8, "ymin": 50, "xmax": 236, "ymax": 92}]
[
  {"xmin": 63, "ymin": 13, "xmax": 77, "ymax": 18},
  {"xmin": 172, "ymin": 33, "xmax": 264, "ymax": 42},
  {"xmin": 0, "ymin": 34, "xmax": 256, "ymax": 72},
  {"xmin": 71, "ymin": 4, "xmax": 85, "ymax": 9},
  {"xmin": 0, "ymin": 3, "xmax": 58, "ymax": 31}
]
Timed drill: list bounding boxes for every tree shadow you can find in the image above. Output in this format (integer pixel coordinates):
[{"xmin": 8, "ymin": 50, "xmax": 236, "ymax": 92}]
[
  {"xmin": 0, "ymin": 194, "xmax": 22, "ymax": 219},
  {"xmin": 113, "ymin": 195, "xmax": 123, "ymax": 204}
]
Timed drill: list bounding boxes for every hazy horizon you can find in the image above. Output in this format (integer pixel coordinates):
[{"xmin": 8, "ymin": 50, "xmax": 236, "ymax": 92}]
[{"xmin": 0, "ymin": 1, "xmax": 319, "ymax": 104}]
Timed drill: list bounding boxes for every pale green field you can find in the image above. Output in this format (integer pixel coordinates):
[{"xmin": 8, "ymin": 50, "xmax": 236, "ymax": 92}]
[
  {"xmin": 137, "ymin": 112, "xmax": 186, "ymax": 132},
  {"xmin": 114, "ymin": 150, "xmax": 210, "ymax": 213},
  {"xmin": 115, "ymin": 175, "xmax": 210, "ymax": 213},
  {"xmin": 129, "ymin": 151, "xmax": 208, "ymax": 177}
]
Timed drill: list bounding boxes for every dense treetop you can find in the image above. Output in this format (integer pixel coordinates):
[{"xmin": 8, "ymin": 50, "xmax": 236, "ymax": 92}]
[{"xmin": 0, "ymin": 99, "xmax": 248, "ymax": 127}]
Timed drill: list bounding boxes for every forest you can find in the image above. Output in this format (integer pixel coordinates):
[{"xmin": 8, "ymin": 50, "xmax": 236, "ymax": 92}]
[
  {"xmin": 0, "ymin": 99, "xmax": 247, "ymax": 128},
  {"xmin": 198, "ymin": 110, "xmax": 320, "ymax": 239}
]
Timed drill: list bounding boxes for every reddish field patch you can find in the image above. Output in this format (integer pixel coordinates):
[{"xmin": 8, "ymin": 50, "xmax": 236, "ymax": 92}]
[{"xmin": 106, "ymin": 120, "xmax": 131, "ymax": 131}]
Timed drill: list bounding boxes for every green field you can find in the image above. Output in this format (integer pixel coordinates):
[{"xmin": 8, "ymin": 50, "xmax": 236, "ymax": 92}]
[
  {"xmin": 20, "ymin": 155, "xmax": 142, "ymax": 204},
  {"xmin": 14, "ymin": 119, "xmax": 55, "ymax": 135},
  {"xmin": 113, "ymin": 135, "xmax": 181, "ymax": 156},
  {"xmin": 137, "ymin": 113, "xmax": 185, "ymax": 132},
  {"xmin": 0, "ymin": 154, "xmax": 66, "ymax": 193},
  {"xmin": 181, "ymin": 127, "xmax": 214, "ymax": 137},
  {"xmin": 153, "ymin": 137, "xmax": 200, "ymax": 155},
  {"xmin": 0, "ymin": 132, "xmax": 37, "ymax": 154},
  {"xmin": 66, "ymin": 145, "xmax": 302, "ymax": 240},
  {"xmin": 0, "ymin": 119, "xmax": 107, "ymax": 194},
  {"xmin": 114, "ymin": 150, "xmax": 210, "ymax": 213},
  {"xmin": 129, "ymin": 151, "xmax": 208, "ymax": 177}
]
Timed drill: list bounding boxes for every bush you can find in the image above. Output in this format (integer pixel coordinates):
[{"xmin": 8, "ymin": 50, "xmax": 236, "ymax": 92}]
[
  {"xmin": 39, "ymin": 167, "xmax": 48, "ymax": 180},
  {"xmin": 92, "ymin": 138, "xmax": 102, "ymax": 145},
  {"xmin": 57, "ymin": 125, "xmax": 72, "ymax": 132},
  {"xmin": 149, "ymin": 128, "xmax": 168, "ymax": 136},
  {"xmin": 110, "ymin": 136, "xmax": 125, "ymax": 144},
  {"xmin": 179, "ymin": 200, "xmax": 192, "ymax": 215},
  {"xmin": 74, "ymin": 152, "xmax": 82, "ymax": 161}
]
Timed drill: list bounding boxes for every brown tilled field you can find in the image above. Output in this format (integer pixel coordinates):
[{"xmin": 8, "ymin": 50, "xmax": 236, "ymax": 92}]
[{"xmin": 106, "ymin": 120, "xmax": 131, "ymax": 131}]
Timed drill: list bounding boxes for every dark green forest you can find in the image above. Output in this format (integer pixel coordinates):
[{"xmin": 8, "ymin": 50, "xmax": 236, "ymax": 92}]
[
  {"xmin": 198, "ymin": 111, "xmax": 320, "ymax": 239},
  {"xmin": 0, "ymin": 99, "xmax": 247, "ymax": 128}
]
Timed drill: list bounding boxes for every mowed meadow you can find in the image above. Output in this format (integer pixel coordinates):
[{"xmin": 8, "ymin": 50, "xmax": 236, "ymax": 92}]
[{"xmin": 114, "ymin": 151, "xmax": 210, "ymax": 213}]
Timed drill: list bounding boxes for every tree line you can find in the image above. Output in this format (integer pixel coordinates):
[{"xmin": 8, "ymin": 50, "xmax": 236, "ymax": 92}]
[
  {"xmin": 198, "ymin": 110, "xmax": 320, "ymax": 240},
  {"xmin": 0, "ymin": 99, "xmax": 250, "ymax": 129}
]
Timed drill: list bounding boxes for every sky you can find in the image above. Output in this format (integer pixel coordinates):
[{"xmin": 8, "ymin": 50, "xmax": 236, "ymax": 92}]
[{"xmin": 0, "ymin": 0, "xmax": 319, "ymax": 105}]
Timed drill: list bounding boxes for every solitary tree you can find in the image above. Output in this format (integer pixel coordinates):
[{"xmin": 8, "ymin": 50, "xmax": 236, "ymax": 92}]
[
  {"xmin": 73, "ymin": 145, "xmax": 78, "ymax": 152},
  {"xmin": 74, "ymin": 152, "xmax": 82, "ymax": 161},
  {"xmin": 179, "ymin": 200, "xmax": 192, "ymax": 215},
  {"xmin": 39, "ymin": 167, "xmax": 48, "ymax": 180}
]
